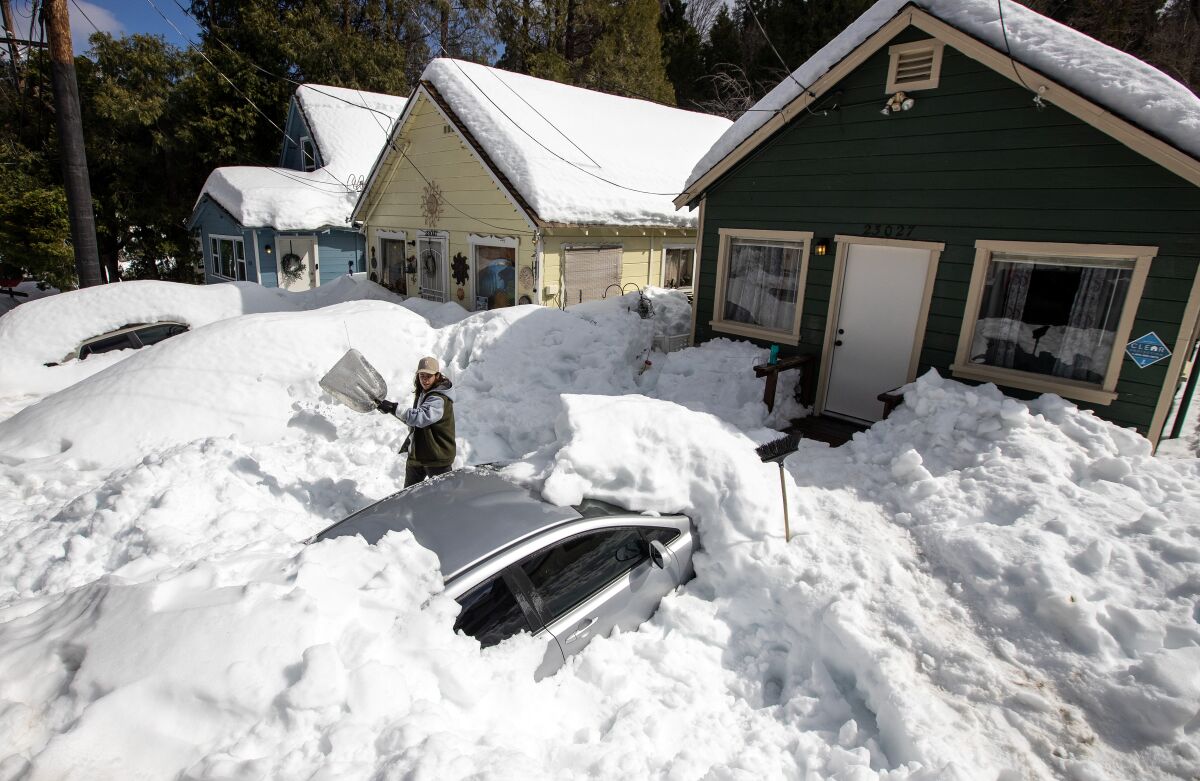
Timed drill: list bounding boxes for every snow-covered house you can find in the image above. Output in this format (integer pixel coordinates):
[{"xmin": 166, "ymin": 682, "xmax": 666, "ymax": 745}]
[
  {"xmin": 351, "ymin": 59, "xmax": 731, "ymax": 311},
  {"xmin": 675, "ymin": 0, "xmax": 1200, "ymax": 447},
  {"xmin": 188, "ymin": 85, "xmax": 408, "ymax": 291}
]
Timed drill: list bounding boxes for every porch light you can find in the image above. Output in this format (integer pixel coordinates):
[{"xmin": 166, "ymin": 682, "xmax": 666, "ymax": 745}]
[
  {"xmin": 264, "ymin": 243, "xmax": 273, "ymax": 255},
  {"xmin": 813, "ymin": 239, "xmax": 830, "ymax": 256},
  {"xmin": 881, "ymin": 91, "xmax": 915, "ymax": 115}
]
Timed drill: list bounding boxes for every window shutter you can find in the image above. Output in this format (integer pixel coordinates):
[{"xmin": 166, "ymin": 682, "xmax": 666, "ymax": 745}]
[{"xmin": 562, "ymin": 246, "xmax": 622, "ymax": 306}]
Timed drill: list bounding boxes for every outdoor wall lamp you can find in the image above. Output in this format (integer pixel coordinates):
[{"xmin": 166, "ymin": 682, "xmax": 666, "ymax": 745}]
[
  {"xmin": 813, "ymin": 239, "xmax": 830, "ymax": 256},
  {"xmin": 881, "ymin": 91, "xmax": 915, "ymax": 115},
  {"xmin": 264, "ymin": 243, "xmax": 273, "ymax": 255}
]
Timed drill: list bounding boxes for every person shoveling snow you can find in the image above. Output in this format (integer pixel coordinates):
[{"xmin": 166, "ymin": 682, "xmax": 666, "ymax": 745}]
[{"xmin": 377, "ymin": 356, "xmax": 457, "ymax": 488}]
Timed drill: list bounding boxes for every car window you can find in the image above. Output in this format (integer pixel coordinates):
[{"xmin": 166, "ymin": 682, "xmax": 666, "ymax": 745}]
[
  {"xmin": 79, "ymin": 333, "xmax": 136, "ymax": 360},
  {"xmin": 133, "ymin": 323, "xmax": 186, "ymax": 347},
  {"xmin": 453, "ymin": 574, "xmax": 530, "ymax": 648},
  {"xmin": 643, "ymin": 527, "xmax": 680, "ymax": 547},
  {"xmin": 519, "ymin": 528, "xmax": 648, "ymax": 622}
]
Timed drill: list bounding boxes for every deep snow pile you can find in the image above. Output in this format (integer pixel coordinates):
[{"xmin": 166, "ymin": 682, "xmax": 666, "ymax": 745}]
[
  {"xmin": 0, "ymin": 283, "xmax": 1197, "ymax": 780},
  {"xmin": 0, "ymin": 275, "xmax": 400, "ymax": 399}
]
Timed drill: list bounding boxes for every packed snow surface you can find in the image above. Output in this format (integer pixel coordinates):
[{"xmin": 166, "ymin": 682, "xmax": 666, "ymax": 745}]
[
  {"xmin": 684, "ymin": 0, "xmax": 1200, "ymax": 193},
  {"xmin": 420, "ymin": 59, "xmax": 732, "ymax": 227},
  {"xmin": 196, "ymin": 85, "xmax": 407, "ymax": 230},
  {"xmin": 1, "ymin": 282, "xmax": 1198, "ymax": 780}
]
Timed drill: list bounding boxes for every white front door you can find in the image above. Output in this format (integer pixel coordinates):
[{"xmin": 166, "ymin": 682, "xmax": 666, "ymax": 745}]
[
  {"xmin": 823, "ymin": 243, "xmax": 934, "ymax": 422},
  {"xmin": 278, "ymin": 236, "xmax": 319, "ymax": 291}
]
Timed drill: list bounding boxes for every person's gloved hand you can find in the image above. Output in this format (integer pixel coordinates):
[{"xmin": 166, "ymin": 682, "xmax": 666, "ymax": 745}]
[{"xmin": 376, "ymin": 399, "xmax": 398, "ymax": 414}]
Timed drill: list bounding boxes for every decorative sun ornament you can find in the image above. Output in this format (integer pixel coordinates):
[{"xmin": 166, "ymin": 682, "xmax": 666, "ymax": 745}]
[
  {"xmin": 422, "ymin": 181, "xmax": 444, "ymax": 226},
  {"xmin": 519, "ymin": 265, "xmax": 534, "ymax": 290},
  {"xmin": 451, "ymin": 253, "xmax": 470, "ymax": 286}
]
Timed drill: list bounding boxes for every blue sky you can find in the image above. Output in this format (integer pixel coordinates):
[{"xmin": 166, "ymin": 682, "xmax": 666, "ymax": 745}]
[{"xmin": 7, "ymin": 0, "xmax": 200, "ymax": 53}]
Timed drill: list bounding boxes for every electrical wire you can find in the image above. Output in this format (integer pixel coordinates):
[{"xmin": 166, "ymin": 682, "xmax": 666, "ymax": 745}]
[
  {"xmin": 142, "ymin": 0, "xmax": 368, "ymax": 199},
  {"xmin": 744, "ymin": 0, "xmax": 828, "ymax": 119},
  {"xmin": 399, "ymin": 148, "xmax": 536, "ymax": 236},
  {"xmin": 67, "ymin": 0, "xmax": 101, "ymax": 36},
  {"xmin": 996, "ymin": 0, "xmax": 1045, "ymax": 108}
]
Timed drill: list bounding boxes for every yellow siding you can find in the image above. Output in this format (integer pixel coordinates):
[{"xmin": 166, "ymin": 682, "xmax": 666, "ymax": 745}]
[
  {"xmin": 539, "ymin": 229, "xmax": 694, "ymax": 306},
  {"xmin": 360, "ymin": 92, "xmax": 536, "ymax": 307},
  {"xmin": 358, "ymin": 91, "xmax": 698, "ymax": 311}
]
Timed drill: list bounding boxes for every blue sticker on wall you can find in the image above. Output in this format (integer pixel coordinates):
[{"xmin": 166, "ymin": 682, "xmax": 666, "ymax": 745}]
[{"xmin": 1125, "ymin": 332, "xmax": 1172, "ymax": 368}]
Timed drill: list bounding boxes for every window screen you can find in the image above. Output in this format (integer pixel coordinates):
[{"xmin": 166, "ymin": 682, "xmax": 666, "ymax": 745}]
[
  {"xmin": 562, "ymin": 246, "xmax": 621, "ymax": 306},
  {"xmin": 454, "ymin": 574, "xmax": 530, "ymax": 648}
]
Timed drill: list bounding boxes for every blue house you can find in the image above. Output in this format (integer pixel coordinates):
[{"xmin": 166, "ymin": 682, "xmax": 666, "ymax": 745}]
[{"xmin": 188, "ymin": 85, "xmax": 408, "ymax": 290}]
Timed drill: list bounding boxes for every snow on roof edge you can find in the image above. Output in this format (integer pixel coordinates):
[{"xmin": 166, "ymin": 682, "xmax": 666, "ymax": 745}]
[{"xmin": 682, "ymin": 0, "xmax": 1200, "ymax": 198}]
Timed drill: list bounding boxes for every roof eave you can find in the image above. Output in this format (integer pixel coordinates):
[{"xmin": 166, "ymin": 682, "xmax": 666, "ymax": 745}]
[{"xmin": 679, "ymin": 2, "xmax": 1200, "ymax": 203}]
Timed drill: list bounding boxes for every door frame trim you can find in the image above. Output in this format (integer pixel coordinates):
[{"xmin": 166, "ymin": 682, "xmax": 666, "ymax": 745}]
[{"xmin": 815, "ymin": 234, "xmax": 945, "ymax": 417}]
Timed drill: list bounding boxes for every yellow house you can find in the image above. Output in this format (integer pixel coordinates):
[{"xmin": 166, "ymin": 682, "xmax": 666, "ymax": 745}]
[{"xmin": 352, "ymin": 59, "xmax": 732, "ymax": 311}]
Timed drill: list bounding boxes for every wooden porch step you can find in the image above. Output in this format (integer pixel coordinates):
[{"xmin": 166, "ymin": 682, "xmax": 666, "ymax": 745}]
[{"xmin": 787, "ymin": 415, "xmax": 868, "ymax": 447}]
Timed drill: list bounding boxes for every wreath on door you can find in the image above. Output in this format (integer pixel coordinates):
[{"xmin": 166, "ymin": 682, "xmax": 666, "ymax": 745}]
[
  {"xmin": 280, "ymin": 252, "xmax": 304, "ymax": 285},
  {"xmin": 421, "ymin": 248, "xmax": 439, "ymax": 277}
]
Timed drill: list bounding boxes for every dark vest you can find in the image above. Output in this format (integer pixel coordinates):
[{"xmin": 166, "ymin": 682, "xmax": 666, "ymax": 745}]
[{"xmin": 409, "ymin": 389, "xmax": 455, "ymax": 467}]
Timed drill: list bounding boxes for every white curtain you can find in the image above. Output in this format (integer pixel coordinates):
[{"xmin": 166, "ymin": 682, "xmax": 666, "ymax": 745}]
[
  {"xmin": 723, "ymin": 241, "xmax": 800, "ymax": 332},
  {"xmin": 983, "ymin": 263, "xmax": 1033, "ymax": 368},
  {"xmin": 1053, "ymin": 266, "xmax": 1123, "ymax": 381}
]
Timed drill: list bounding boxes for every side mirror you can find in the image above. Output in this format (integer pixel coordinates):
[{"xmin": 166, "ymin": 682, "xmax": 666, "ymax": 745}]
[{"xmin": 648, "ymin": 540, "xmax": 668, "ymax": 569}]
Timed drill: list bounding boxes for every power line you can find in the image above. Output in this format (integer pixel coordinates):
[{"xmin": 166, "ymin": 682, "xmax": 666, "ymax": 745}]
[
  {"xmin": 996, "ymin": 0, "xmax": 1046, "ymax": 108},
  {"xmin": 142, "ymin": 0, "xmax": 366, "ymax": 200},
  {"xmin": 67, "ymin": 0, "xmax": 100, "ymax": 36}
]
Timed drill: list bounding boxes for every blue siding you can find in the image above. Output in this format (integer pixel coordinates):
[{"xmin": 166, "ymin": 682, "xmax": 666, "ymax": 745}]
[
  {"xmin": 278, "ymin": 100, "xmax": 320, "ymax": 171},
  {"xmin": 317, "ymin": 229, "xmax": 365, "ymax": 284},
  {"xmin": 194, "ymin": 198, "xmax": 258, "ymax": 285}
]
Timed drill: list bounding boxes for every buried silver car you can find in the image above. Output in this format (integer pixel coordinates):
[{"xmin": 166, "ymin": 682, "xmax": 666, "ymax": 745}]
[{"xmin": 312, "ymin": 468, "xmax": 695, "ymax": 676}]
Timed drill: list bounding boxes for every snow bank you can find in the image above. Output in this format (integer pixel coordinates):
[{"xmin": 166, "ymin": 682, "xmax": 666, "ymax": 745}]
[
  {"xmin": 1, "ymin": 279, "xmax": 1198, "ymax": 778},
  {"xmin": 0, "ymin": 276, "xmax": 400, "ymax": 398}
]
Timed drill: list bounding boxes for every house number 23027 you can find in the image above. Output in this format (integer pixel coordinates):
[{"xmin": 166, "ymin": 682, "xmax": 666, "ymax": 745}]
[{"xmin": 862, "ymin": 223, "xmax": 916, "ymax": 238}]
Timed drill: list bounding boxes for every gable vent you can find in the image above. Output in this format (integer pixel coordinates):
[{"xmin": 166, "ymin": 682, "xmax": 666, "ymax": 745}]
[{"xmin": 886, "ymin": 39, "xmax": 945, "ymax": 93}]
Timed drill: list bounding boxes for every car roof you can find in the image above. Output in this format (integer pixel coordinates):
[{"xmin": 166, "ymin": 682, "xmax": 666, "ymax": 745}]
[{"xmin": 315, "ymin": 469, "xmax": 585, "ymax": 579}]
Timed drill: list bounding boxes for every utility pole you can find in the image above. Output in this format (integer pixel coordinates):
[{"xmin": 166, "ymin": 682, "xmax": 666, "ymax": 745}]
[
  {"xmin": 44, "ymin": 0, "xmax": 103, "ymax": 288},
  {"xmin": 1, "ymin": 0, "xmax": 22, "ymax": 90}
]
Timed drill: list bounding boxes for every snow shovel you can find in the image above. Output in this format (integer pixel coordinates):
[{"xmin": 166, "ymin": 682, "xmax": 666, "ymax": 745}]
[{"xmin": 320, "ymin": 348, "xmax": 387, "ymax": 413}]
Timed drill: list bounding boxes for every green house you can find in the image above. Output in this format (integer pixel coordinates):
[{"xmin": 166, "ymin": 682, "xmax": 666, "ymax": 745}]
[{"xmin": 676, "ymin": 0, "xmax": 1200, "ymax": 449}]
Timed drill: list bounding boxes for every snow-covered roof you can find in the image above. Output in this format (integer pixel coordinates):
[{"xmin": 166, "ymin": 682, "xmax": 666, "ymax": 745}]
[
  {"xmin": 683, "ymin": 0, "xmax": 1200, "ymax": 197},
  {"xmin": 196, "ymin": 84, "xmax": 408, "ymax": 231},
  {"xmin": 415, "ymin": 59, "xmax": 733, "ymax": 227}
]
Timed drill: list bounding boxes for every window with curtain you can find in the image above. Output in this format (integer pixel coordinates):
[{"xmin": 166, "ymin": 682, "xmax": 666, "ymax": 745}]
[
  {"xmin": 721, "ymin": 238, "xmax": 804, "ymax": 334},
  {"xmin": 663, "ymin": 247, "xmax": 694, "ymax": 288},
  {"xmin": 969, "ymin": 252, "xmax": 1134, "ymax": 385}
]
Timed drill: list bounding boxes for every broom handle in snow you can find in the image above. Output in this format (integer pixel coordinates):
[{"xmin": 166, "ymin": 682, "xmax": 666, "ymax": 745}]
[{"xmin": 778, "ymin": 463, "xmax": 791, "ymax": 542}]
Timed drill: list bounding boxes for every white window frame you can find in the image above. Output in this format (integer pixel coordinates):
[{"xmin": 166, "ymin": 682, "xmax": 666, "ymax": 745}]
[
  {"xmin": 950, "ymin": 240, "xmax": 1157, "ymax": 405},
  {"xmin": 299, "ymin": 136, "xmax": 317, "ymax": 172},
  {"xmin": 209, "ymin": 234, "xmax": 247, "ymax": 281},
  {"xmin": 468, "ymin": 234, "xmax": 519, "ymax": 311},
  {"xmin": 885, "ymin": 39, "xmax": 945, "ymax": 94},
  {"xmin": 661, "ymin": 243, "xmax": 696, "ymax": 289},
  {"xmin": 710, "ymin": 228, "xmax": 813, "ymax": 344}
]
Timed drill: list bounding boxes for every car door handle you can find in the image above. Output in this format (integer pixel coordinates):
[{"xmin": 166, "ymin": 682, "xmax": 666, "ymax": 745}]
[{"xmin": 565, "ymin": 616, "xmax": 598, "ymax": 643}]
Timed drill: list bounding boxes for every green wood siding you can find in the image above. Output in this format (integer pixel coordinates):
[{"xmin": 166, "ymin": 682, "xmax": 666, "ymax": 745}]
[{"xmin": 696, "ymin": 28, "xmax": 1200, "ymax": 435}]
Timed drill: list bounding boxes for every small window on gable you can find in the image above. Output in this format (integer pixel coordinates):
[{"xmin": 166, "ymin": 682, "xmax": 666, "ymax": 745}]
[
  {"xmin": 886, "ymin": 39, "xmax": 945, "ymax": 93},
  {"xmin": 299, "ymin": 136, "xmax": 317, "ymax": 172}
]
